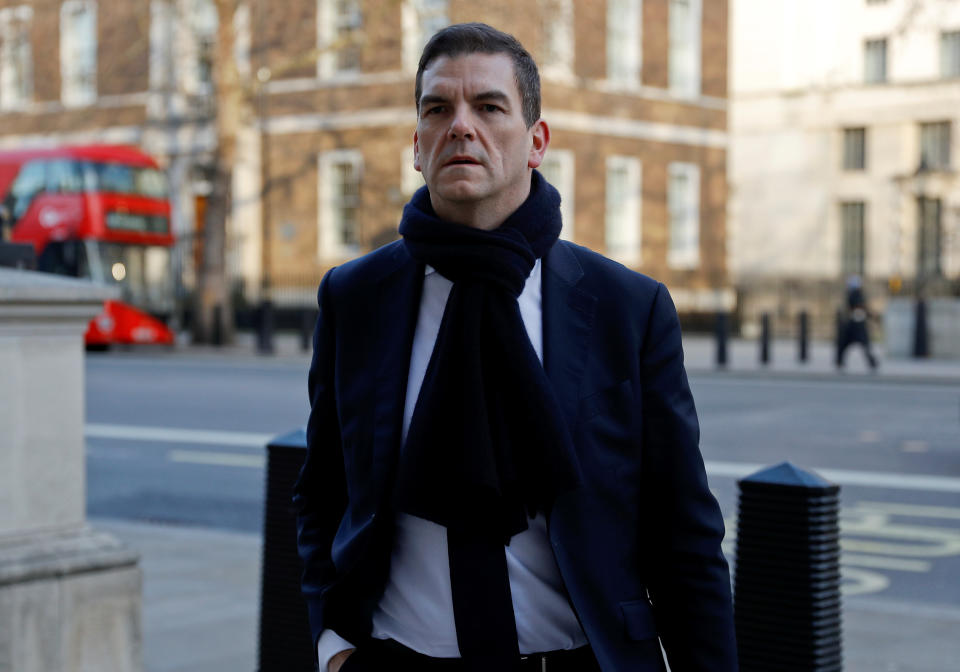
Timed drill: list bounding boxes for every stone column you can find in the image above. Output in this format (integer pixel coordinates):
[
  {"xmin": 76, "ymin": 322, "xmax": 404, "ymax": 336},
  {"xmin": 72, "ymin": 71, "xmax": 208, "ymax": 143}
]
[{"xmin": 0, "ymin": 269, "xmax": 142, "ymax": 672}]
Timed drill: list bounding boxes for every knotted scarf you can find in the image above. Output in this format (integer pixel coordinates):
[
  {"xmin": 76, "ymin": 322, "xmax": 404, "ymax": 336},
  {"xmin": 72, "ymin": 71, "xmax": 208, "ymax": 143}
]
[{"xmin": 394, "ymin": 171, "xmax": 582, "ymax": 545}]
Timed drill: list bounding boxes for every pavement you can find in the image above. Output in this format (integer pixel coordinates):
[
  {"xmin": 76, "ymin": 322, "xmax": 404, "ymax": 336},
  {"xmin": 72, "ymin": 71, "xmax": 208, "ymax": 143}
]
[{"xmin": 92, "ymin": 330, "xmax": 960, "ymax": 672}]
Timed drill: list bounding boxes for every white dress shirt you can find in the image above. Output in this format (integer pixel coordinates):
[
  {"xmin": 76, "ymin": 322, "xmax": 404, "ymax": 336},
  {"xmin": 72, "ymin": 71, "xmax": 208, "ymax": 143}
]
[{"xmin": 317, "ymin": 260, "xmax": 587, "ymax": 671}]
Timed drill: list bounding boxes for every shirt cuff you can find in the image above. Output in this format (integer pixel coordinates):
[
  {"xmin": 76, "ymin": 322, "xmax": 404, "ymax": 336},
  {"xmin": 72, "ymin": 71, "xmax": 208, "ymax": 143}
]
[{"xmin": 317, "ymin": 629, "xmax": 355, "ymax": 672}]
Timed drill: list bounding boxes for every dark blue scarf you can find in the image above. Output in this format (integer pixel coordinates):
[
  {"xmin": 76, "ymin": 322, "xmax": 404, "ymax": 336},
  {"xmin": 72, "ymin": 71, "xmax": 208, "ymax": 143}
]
[{"xmin": 395, "ymin": 171, "xmax": 582, "ymax": 543}]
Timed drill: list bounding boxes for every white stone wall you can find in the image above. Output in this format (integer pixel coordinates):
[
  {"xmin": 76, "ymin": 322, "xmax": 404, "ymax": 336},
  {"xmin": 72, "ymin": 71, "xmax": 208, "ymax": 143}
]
[{"xmin": 730, "ymin": 0, "xmax": 960, "ymax": 284}]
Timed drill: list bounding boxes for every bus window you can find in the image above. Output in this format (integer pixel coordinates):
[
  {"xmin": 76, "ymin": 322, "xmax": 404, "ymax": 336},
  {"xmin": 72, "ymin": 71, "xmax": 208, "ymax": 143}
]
[
  {"xmin": 37, "ymin": 240, "xmax": 88, "ymax": 278},
  {"xmin": 86, "ymin": 162, "xmax": 168, "ymax": 198},
  {"xmin": 45, "ymin": 160, "xmax": 84, "ymax": 193},
  {"xmin": 10, "ymin": 160, "xmax": 45, "ymax": 219},
  {"xmin": 95, "ymin": 162, "xmax": 135, "ymax": 194}
]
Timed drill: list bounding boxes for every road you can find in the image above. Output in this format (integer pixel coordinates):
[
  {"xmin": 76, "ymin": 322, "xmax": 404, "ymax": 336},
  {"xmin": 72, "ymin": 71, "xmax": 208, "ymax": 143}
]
[{"xmin": 84, "ymin": 352, "xmax": 960, "ymax": 669}]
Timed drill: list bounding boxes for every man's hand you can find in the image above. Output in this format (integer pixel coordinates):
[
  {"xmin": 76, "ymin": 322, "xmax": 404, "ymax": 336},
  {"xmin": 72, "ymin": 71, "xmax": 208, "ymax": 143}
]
[{"xmin": 328, "ymin": 648, "xmax": 356, "ymax": 672}]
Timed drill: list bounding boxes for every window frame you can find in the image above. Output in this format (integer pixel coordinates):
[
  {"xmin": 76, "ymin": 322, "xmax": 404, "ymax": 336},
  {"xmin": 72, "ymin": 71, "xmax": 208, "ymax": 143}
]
[
  {"xmin": 59, "ymin": 0, "xmax": 98, "ymax": 107},
  {"xmin": 606, "ymin": 0, "xmax": 642, "ymax": 87},
  {"xmin": 540, "ymin": 149, "xmax": 576, "ymax": 242},
  {"xmin": 402, "ymin": 0, "xmax": 448, "ymax": 73},
  {"xmin": 840, "ymin": 201, "xmax": 866, "ymax": 277},
  {"xmin": 942, "ymin": 30, "xmax": 960, "ymax": 79},
  {"xmin": 317, "ymin": 0, "xmax": 363, "ymax": 78},
  {"xmin": 864, "ymin": 37, "xmax": 887, "ymax": 84},
  {"xmin": 605, "ymin": 155, "xmax": 642, "ymax": 264},
  {"xmin": 667, "ymin": 161, "xmax": 701, "ymax": 270},
  {"xmin": 0, "ymin": 5, "xmax": 34, "ymax": 111},
  {"xmin": 916, "ymin": 197, "xmax": 943, "ymax": 279},
  {"xmin": 668, "ymin": 0, "xmax": 701, "ymax": 99},
  {"xmin": 842, "ymin": 127, "xmax": 867, "ymax": 171},
  {"xmin": 317, "ymin": 149, "xmax": 363, "ymax": 261},
  {"xmin": 919, "ymin": 121, "xmax": 951, "ymax": 171}
]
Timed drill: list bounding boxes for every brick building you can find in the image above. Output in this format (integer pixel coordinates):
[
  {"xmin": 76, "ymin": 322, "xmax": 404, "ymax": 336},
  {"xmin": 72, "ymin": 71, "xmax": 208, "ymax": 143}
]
[{"xmin": 0, "ymin": 0, "xmax": 731, "ymax": 317}]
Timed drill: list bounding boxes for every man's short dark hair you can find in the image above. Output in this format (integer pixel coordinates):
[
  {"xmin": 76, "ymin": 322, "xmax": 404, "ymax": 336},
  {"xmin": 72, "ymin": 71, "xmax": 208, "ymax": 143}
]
[{"xmin": 415, "ymin": 23, "xmax": 541, "ymax": 128}]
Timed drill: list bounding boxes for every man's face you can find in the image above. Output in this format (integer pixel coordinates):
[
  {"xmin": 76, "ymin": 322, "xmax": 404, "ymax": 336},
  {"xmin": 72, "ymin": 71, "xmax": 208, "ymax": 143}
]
[{"xmin": 414, "ymin": 52, "xmax": 548, "ymax": 226}]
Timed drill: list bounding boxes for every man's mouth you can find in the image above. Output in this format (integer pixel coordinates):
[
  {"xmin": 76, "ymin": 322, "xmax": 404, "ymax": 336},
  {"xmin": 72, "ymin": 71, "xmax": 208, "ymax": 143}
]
[{"xmin": 444, "ymin": 156, "xmax": 481, "ymax": 166}]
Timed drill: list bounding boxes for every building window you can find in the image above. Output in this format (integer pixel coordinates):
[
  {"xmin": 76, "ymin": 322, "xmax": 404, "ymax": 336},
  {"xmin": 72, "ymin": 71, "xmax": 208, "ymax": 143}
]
[
  {"xmin": 184, "ymin": 0, "xmax": 217, "ymax": 95},
  {"xmin": 0, "ymin": 5, "xmax": 33, "ymax": 111},
  {"xmin": 917, "ymin": 197, "xmax": 942, "ymax": 279},
  {"xmin": 669, "ymin": 0, "xmax": 701, "ymax": 98},
  {"xmin": 318, "ymin": 150, "xmax": 362, "ymax": 260},
  {"xmin": 149, "ymin": 0, "xmax": 174, "ymax": 91},
  {"xmin": 920, "ymin": 121, "xmax": 951, "ymax": 171},
  {"xmin": 607, "ymin": 0, "xmax": 641, "ymax": 87},
  {"xmin": 842, "ymin": 128, "xmax": 866, "ymax": 171},
  {"xmin": 605, "ymin": 156, "xmax": 641, "ymax": 262},
  {"xmin": 541, "ymin": 0, "xmax": 573, "ymax": 80},
  {"xmin": 402, "ymin": 0, "xmax": 448, "ymax": 73},
  {"xmin": 318, "ymin": 0, "xmax": 362, "ymax": 78},
  {"xmin": 840, "ymin": 202, "xmax": 865, "ymax": 277},
  {"xmin": 864, "ymin": 38, "xmax": 887, "ymax": 84},
  {"xmin": 60, "ymin": 0, "xmax": 97, "ymax": 107},
  {"xmin": 540, "ymin": 149, "xmax": 576, "ymax": 241},
  {"xmin": 942, "ymin": 31, "xmax": 960, "ymax": 79},
  {"xmin": 667, "ymin": 162, "xmax": 700, "ymax": 269}
]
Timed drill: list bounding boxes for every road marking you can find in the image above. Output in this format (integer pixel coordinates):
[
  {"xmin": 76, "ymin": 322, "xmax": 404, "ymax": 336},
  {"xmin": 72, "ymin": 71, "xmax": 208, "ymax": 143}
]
[
  {"xmin": 840, "ymin": 554, "xmax": 931, "ymax": 572},
  {"xmin": 705, "ymin": 460, "xmax": 960, "ymax": 493},
  {"xmin": 856, "ymin": 502, "xmax": 960, "ymax": 519},
  {"xmin": 168, "ymin": 449, "xmax": 265, "ymax": 468},
  {"xmin": 86, "ymin": 423, "xmax": 274, "ymax": 448}
]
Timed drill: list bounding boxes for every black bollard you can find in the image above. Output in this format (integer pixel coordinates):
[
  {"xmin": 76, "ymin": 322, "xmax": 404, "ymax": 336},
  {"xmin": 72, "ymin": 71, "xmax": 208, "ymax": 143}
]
[
  {"xmin": 759, "ymin": 313, "xmax": 771, "ymax": 365},
  {"xmin": 913, "ymin": 299, "xmax": 929, "ymax": 359},
  {"xmin": 212, "ymin": 304, "xmax": 223, "ymax": 347},
  {"xmin": 258, "ymin": 429, "xmax": 315, "ymax": 671},
  {"xmin": 798, "ymin": 311, "xmax": 809, "ymax": 363},
  {"xmin": 835, "ymin": 309, "xmax": 844, "ymax": 368},
  {"xmin": 258, "ymin": 299, "xmax": 275, "ymax": 355},
  {"xmin": 734, "ymin": 462, "xmax": 842, "ymax": 671},
  {"xmin": 715, "ymin": 311, "xmax": 728, "ymax": 369},
  {"xmin": 299, "ymin": 308, "xmax": 314, "ymax": 352}
]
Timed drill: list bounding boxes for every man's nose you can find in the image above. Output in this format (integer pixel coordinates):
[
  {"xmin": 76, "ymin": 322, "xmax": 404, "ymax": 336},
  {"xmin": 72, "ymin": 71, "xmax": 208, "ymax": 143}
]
[{"xmin": 448, "ymin": 107, "xmax": 475, "ymax": 140}]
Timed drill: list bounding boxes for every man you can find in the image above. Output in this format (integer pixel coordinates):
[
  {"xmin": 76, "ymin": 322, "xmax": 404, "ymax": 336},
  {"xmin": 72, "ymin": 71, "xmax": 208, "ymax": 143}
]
[
  {"xmin": 295, "ymin": 23, "xmax": 737, "ymax": 672},
  {"xmin": 836, "ymin": 274, "xmax": 879, "ymax": 371}
]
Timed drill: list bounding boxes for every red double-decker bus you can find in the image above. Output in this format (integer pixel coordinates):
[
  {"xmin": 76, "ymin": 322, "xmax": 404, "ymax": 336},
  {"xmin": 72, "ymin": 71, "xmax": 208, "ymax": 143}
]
[{"xmin": 0, "ymin": 145, "xmax": 176, "ymax": 347}]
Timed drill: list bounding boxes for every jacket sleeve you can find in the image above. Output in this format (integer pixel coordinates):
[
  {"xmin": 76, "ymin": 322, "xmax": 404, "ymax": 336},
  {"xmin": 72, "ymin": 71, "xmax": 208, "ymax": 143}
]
[
  {"xmin": 293, "ymin": 268, "xmax": 348, "ymax": 649},
  {"xmin": 639, "ymin": 283, "xmax": 738, "ymax": 670}
]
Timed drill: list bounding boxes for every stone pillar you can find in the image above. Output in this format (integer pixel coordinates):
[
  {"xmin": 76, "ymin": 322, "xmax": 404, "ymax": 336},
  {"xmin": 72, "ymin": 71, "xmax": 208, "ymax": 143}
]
[{"xmin": 0, "ymin": 269, "xmax": 142, "ymax": 672}]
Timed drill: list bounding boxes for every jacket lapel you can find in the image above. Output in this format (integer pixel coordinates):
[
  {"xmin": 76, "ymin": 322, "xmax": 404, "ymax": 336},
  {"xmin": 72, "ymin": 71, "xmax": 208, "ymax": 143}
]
[
  {"xmin": 371, "ymin": 243, "xmax": 424, "ymax": 490},
  {"xmin": 542, "ymin": 242, "xmax": 596, "ymax": 432}
]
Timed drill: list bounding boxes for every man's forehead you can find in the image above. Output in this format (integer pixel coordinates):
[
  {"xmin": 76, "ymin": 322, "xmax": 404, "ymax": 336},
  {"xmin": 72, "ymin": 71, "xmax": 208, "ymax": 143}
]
[{"xmin": 420, "ymin": 52, "xmax": 519, "ymax": 98}]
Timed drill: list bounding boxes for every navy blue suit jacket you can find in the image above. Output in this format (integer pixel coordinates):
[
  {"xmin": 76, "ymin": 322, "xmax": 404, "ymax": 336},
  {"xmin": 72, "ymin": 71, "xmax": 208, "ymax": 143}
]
[{"xmin": 294, "ymin": 239, "xmax": 738, "ymax": 671}]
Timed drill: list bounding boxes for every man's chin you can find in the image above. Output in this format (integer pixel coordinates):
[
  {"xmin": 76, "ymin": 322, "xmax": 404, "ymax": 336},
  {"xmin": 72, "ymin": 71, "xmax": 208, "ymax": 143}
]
[{"xmin": 432, "ymin": 181, "xmax": 488, "ymax": 203}]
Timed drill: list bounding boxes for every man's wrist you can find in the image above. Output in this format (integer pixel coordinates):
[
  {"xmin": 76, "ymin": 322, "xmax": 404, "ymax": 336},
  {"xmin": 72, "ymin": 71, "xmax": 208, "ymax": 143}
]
[
  {"xmin": 317, "ymin": 630, "xmax": 355, "ymax": 672},
  {"xmin": 327, "ymin": 647, "xmax": 355, "ymax": 672}
]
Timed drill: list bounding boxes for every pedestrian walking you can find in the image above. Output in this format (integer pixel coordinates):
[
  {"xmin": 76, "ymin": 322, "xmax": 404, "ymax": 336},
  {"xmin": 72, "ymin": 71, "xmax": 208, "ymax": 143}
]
[
  {"xmin": 837, "ymin": 274, "xmax": 879, "ymax": 370},
  {"xmin": 294, "ymin": 23, "xmax": 737, "ymax": 672}
]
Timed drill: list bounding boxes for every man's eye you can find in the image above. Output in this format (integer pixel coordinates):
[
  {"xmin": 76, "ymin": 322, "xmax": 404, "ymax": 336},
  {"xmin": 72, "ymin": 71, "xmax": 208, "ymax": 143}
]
[
  {"xmin": 481, "ymin": 104, "xmax": 500, "ymax": 113},
  {"xmin": 424, "ymin": 106, "xmax": 445, "ymax": 115}
]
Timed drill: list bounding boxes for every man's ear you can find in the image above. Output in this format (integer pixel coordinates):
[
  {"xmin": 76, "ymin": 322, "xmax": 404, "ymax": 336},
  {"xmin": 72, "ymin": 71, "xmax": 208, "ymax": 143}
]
[
  {"xmin": 413, "ymin": 131, "xmax": 422, "ymax": 172},
  {"xmin": 527, "ymin": 119, "xmax": 550, "ymax": 169}
]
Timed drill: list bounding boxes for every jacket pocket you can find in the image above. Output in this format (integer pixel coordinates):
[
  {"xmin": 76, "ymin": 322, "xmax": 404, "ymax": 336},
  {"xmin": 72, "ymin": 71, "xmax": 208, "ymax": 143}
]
[
  {"xmin": 579, "ymin": 379, "xmax": 633, "ymax": 422},
  {"xmin": 620, "ymin": 599, "xmax": 657, "ymax": 641}
]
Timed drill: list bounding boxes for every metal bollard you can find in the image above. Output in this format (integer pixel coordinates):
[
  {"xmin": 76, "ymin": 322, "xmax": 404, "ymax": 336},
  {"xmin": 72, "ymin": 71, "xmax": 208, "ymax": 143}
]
[
  {"xmin": 212, "ymin": 304, "xmax": 223, "ymax": 347},
  {"xmin": 299, "ymin": 308, "xmax": 314, "ymax": 352},
  {"xmin": 734, "ymin": 462, "xmax": 842, "ymax": 671},
  {"xmin": 913, "ymin": 299, "xmax": 929, "ymax": 359},
  {"xmin": 759, "ymin": 313, "xmax": 771, "ymax": 366},
  {"xmin": 715, "ymin": 311, "xmax": 728, "ymax": 369},
  {"xmin": 258, "ymin": 299, "xmax": 275, "ymax": 355},
  {"xmin": 258, "ymin": 430, "xmax": 315, "ymax": 671},
  {"xmin": 798, "ymin": 311, "xmax": 809, "ymax": 363}
]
